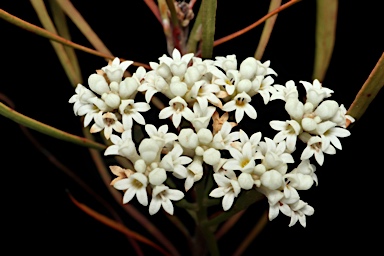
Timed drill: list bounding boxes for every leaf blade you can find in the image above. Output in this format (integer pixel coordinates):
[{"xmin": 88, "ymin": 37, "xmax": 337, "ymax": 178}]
[{"xmin": 313, "ymin": 0, "xmax": 338, "ymax": 81}]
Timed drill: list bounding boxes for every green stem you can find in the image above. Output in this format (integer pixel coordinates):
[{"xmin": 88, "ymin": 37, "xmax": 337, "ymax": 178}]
[
  {"xmin": 0, "ymin": 102, "xmax": 106, "ymax": 150},
  {"xmin": 200, "ymin": 0, "xmax": 217, "ymax": 58},
  {"xmin": 193, "ymin": 170, "xmax": 219, "ymax": 256}
]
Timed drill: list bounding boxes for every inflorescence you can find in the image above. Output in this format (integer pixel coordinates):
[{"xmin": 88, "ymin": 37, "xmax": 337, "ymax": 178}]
[{"xmin": 69, "ymin": 49, "xmax": 354, "ymax": 227}]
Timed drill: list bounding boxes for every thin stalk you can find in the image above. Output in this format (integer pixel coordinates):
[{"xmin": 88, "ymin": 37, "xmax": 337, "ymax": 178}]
[
  {"xmin": 254, "ymin": 0, "xmax": 282, "ymax": 60},
  {"xmin": 213, "ymin": 0, "xmax": 301, "ymax": 47},
  {"xmin": 49, "ymin": 0, "xmax": 81, "ymax": 79},
  {"xmin": 30, "ymin": 0, "xmax": 80, "ymax": 86},
  {"xmin": 0, "ymin": 9, "xmax": 150, "ymax": 69}
]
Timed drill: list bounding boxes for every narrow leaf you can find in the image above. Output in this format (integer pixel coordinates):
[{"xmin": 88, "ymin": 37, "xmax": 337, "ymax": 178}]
[
  {"xmin": 254, "ymin": 0, "xmax": 282, "ymax": 60},
  {"xmin": 30, "ymin": 0, "xmax": 81, "ymax": 86},
  {"xmin": 0, "ymin": 102, "xmax": 106, "ymax": 150},
  {"xmin": 186, "ymin": 1, "xmax": 203, "ymax": 54},
  {"xmin": 55, "ymin": 0, "xmax": 112, "ymax": 56},
  {"xmin": 49, "ymin": 0, "xmax": 81, "ymax": 79},
  {"xmin": 347, "ymin": 52, "xmax": 384, "ymax": 125},
  {"xmin": 201, "ymin": 0, "xmax": 217, "ymax": 58},
  {"xmin": 312, "ymin": 0, "xmax": 338, "ymax": 81}
]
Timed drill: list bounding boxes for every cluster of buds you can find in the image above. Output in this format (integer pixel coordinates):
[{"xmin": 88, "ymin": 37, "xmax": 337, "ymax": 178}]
[{"xmin": 69, "ymin": 49, "xmax": 353, "ymax": 227}]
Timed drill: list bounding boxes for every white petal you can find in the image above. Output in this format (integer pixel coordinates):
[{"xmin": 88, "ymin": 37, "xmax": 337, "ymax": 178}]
[
  {"xmin": 161, "ymin": 199, "xmax": 174, "ymax": 215},
  {"xmin": 149, "ymin": 198, "xmax": 161, "ymax": 215},
  {"xmin": 222, "ymin": 193, "xmax": 235, "ymax": 211},
  {"xmin": 122, "ymin": 187, "xmax": 136, "ymax": 204}
]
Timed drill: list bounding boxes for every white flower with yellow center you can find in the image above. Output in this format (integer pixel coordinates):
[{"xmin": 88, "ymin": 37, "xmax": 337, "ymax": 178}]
[
  {"xmin": 90, "ymin": 112, "xmax": 124, "ymax": 139},
  {"xmin": 222, "ymin": 91, "xmax": 257, "ymax": 123},
  {"xmin": 159, "ymin": 96, "xmax": 195, "ymax": 128},
  {"xmin": 113, "ymin": 172, "xmax": 148, "ymax": 206},
  {"xmin": 149, "ymin": 185, "xmax": 184, "ymax": 215},
  {"xmin": 209, "ymin": 170, "xmax": 241, "ymax": 211},
  {"xmin": 118, "ymin": 99, "xmax": 150, "ymax": 130}
]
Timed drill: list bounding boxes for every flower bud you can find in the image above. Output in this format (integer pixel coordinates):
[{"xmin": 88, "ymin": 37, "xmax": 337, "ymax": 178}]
[
  {"xmin": 315, "ymin": 100, "xmax": 339, "ymax": 120},
  {"xmin": 237, "ymin": 79, "xmax": 252, "ymax": 93},
  {"xmin": 178, "ymin": 128, "xmax": 198, "ymax": 149},
  {"xmin": 285, "ymin": 98, "xmax": 304, "ymax": 120},
  {"xmin": 170, "ymin": 76, "xmax": 188, "ymax": 96},
  {"xmin": 119, "ymin": 77, "xmax": 139, "ymax": 98},
  {"xmin": 184, "ymin": 66, "xmax": 201, "ymax": 85},
  {"xmin": 197, "ymin": 128, "xmax": 213, "ymax": 145},
  {"xmin": 239, "ymin": 57, "xmax": 257, "ymax": 79},
  {"xmin": 260, "ymin": 170, "xmax": 283, "ymax": 190},
  {"xmin": 88, "ymin": 74, "xmax": 109, "ymax": 95},
  {"xmin": 156, "ymin": 63, "xmax": 172, "ymax": 79},
  {"xmin": 238, "ymin": 173, "xmax": 254, "ymax": 190},
  {"xmin": 203, "ymin": 148, "xmax": 221, "ymax": 166},
  {"xmin": 301, "ymin": 117, "xmax": 317, "ymax": 132},
  {"xmin": 149, "ymin": 167, "xmax": 167, "ymax": 185}
]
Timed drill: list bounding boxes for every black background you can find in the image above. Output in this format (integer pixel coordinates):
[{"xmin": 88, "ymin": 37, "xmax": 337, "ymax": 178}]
[{"xmin": 1, "ymin": 0, "xmax": 383, "ymax": 255}]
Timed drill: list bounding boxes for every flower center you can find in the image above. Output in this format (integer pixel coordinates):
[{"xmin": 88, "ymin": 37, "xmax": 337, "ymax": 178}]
[
  {"xmin": 123, "ymin": 103, "xmax": 134, "ymax": 114},
  {"xmin": 132, "ymin": 179, "xmax": 143, "ymax": 188},
  {"xmin": 235, "ymin": 97, "xmax": 246, "ymax": 107},
  {"xmin": 104, "ymin": 117, "xmax": 115, "ymax": 127},
  {"xmin": 173, "ymin": 102, "xmax": 185, "ymax": 112}
]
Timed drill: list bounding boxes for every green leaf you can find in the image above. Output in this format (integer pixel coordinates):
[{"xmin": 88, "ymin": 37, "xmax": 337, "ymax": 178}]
[
  {"xmin": 30, "ymin": 0, "xmax": 81, "ymax": 86},
  {"xmin": 347, "ymin": 52, "xmax": 384, "ymax": 125},
  {"xmin": 201, "ymin": 0, "xmax": 217, "ymax": 58},
  {"xmin": 0, "ymin": 102, "xmax": 106, "ymax": 150},
  {"xmin": 313, "ymin": 0, "xmax": 338, "ymax": 81},
  {"xmin": 254, "ymin": 0, "xmax": 282, "ymax": 60},
  {"xmin": 55, "ymin": 0, "xmax": 113, "ymax": 57}
]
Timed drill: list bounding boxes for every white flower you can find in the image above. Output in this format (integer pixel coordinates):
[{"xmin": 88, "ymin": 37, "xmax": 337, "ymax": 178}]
[
  {"xmin": 300, "ymin": 134, "xmax": 336, "ymax": 166},
  {"xmin": 145, "ymin": 124, "xmax": 178, "ymax": 148},
  {"xmin": 159, "ymin": 96, "xmax": 195, "ymax": 128},
  {"xmin": 158, "ymin": 48, "xmax": 194, "ymax": 77},
  {"xmin": 287, "ymin": 200, "xmax": 314, "ymax": 227},
  {"xmin": 187, "ymin": 80, "xmax": 222, "ymax": 110},
  {"xmin": 138, "ymin": 71, "xmax": 169, "ymax": 103},
  {"xmin": 212, "ymin": 121, "xmax": 240, "ymax": 150},
  {"xmin": 331, "ymin": 104, "xmax": 355, "ymax": 128},
  {"xmin": 270, "ymin": 120, "xmax": 302, "ymax": 152},
  {"xmin": 222, "ymin": 91, "xmax": 257, "ymax": 123},
  {"xmin": 300, "ymin": 79, "xmax": 333, "ymax": 107},
  {"xmin": 209, "ymin": 66, "xmax": 240, "ymax": 96},
  {"xmin": 90, "ymin": 112, "xmax": 124, "ymax": 139},
  {"xmin": 214, "ymin": 54, "xmax": 237, "ymax": 72},
  {"xmin": 104, "ymin": 130, "xmax": 132, "ymax": 155},
  {"xmin": 224, "ymin": 142, "xmax": 256, "ymax": 173},
  {"xmin": 185, "ymin": 157, "xmax": 204, "ymax": 191},
  {"xmin": 190, "ymin": 102, "xmax": 216, "ymax": 131},
  {"xmin": 209, "ymin": 170, "xmax": 241, "ymax": 211},
  {"xmin": 68, "ymin": 84, "xmax": 96, "ymax": 115},
  {"xmin": 161, "ymin": 143, "xmax": 192, "ymax": 179},
  {"xmin": 102, "ymin": 57, "xmax": 133, "ymax": 83},
  {"xmin": 119, "ymin": 99, "xmax": 150, "ymax": 130},
  {"xmin": 113, "ymin": 172, "xmax": 148, "ymax": 206},
  {"xmin": 320, "ymin": 125, "xmax": 351, "ymax": 150},
  {"xmin": 149, "ymin": 185, "xmax": 184, "ymax": 215},
  {"xmin": 270, "ymin": 80, "xmax": 299, "ymax": 102}
]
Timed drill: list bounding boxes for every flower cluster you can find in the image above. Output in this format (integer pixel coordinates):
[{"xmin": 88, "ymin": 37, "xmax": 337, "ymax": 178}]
[{"xmin": 69, "ymin": 49, "xmax": 354, "ymax": 227}]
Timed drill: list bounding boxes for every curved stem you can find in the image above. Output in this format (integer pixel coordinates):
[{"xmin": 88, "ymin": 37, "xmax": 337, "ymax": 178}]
[
  {"xmin": 0, "ymin": 8, "xmax": 150, "ymax": 69},
  {"xmin": 213, "ymin": 0, "xmax": 301, "ymax": 47}
]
